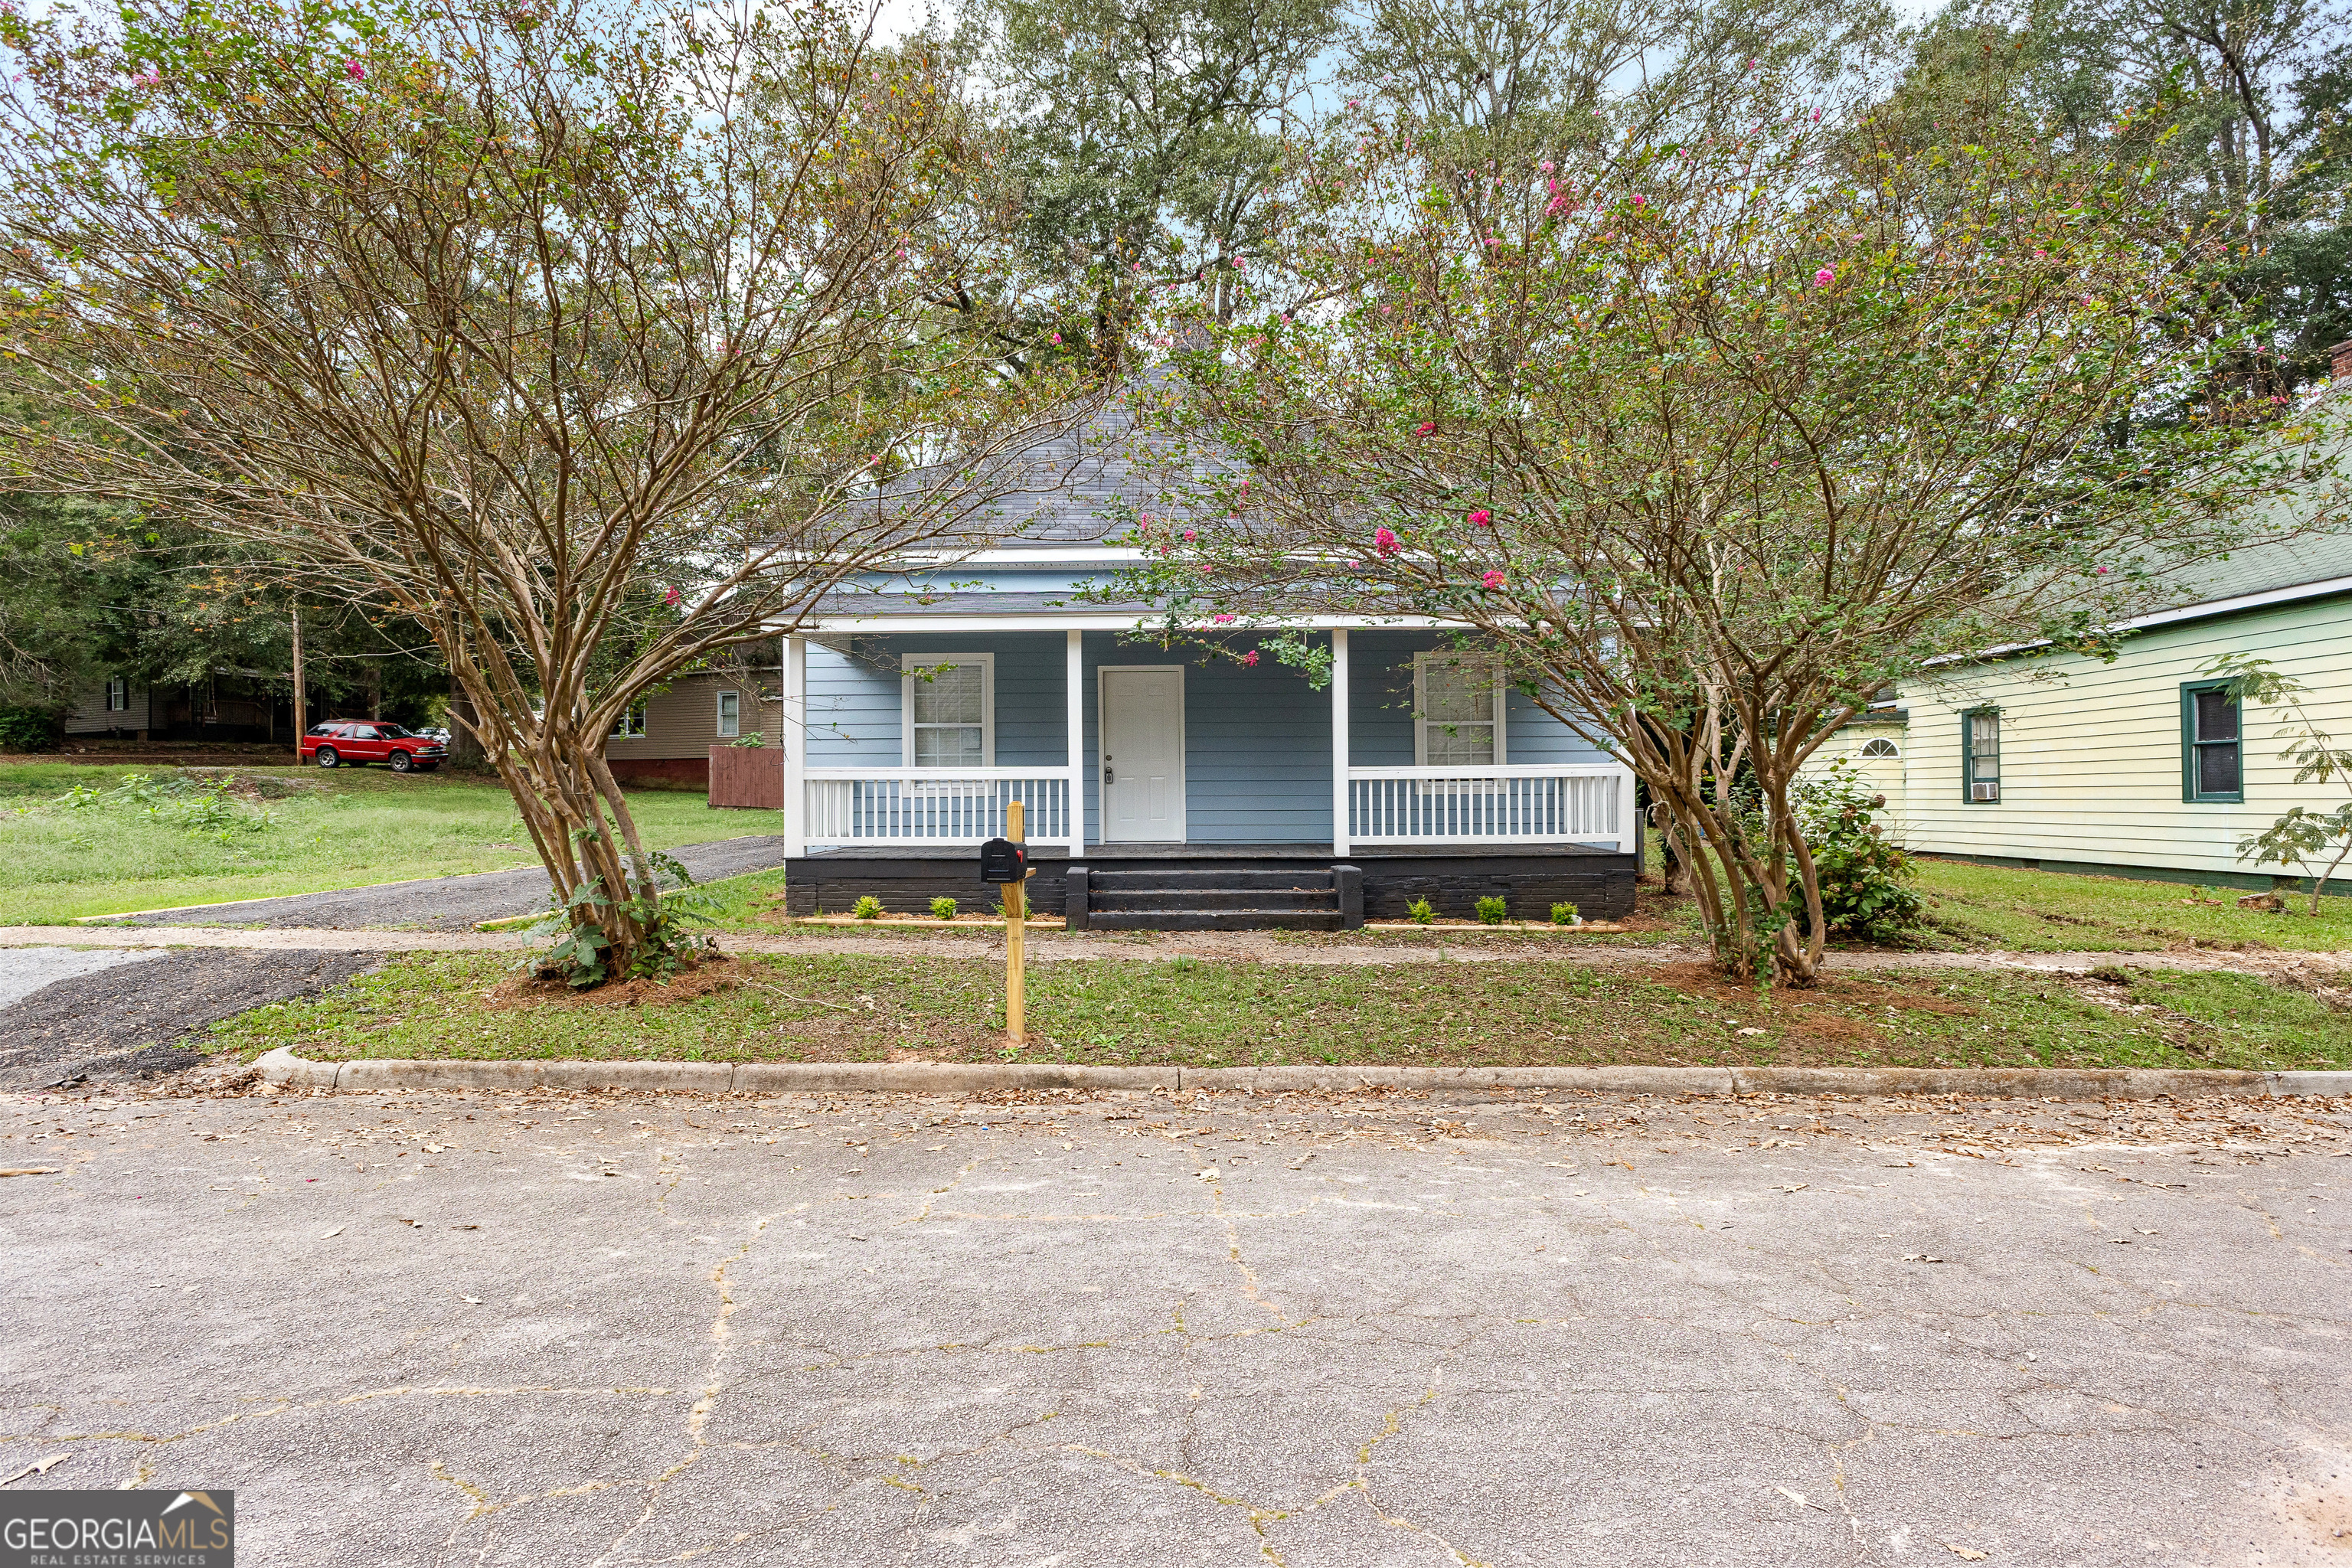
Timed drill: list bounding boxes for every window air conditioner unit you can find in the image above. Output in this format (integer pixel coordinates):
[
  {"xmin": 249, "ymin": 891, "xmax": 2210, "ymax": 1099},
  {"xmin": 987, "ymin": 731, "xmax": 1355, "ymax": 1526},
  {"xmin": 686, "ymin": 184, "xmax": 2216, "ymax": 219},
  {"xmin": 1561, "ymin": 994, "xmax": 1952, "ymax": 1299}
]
[{"xmin": 1971, "ymin": 782, "xmax": 1999, "ymax": 802}]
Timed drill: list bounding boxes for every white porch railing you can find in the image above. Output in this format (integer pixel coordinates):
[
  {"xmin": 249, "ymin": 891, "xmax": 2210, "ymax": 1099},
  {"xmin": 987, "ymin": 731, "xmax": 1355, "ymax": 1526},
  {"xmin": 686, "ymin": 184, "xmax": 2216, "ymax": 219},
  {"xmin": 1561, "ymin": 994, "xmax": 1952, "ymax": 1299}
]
[
  {"xmin": 803, "ymin": 768, "xmax": 1080, "ymax": 848},
  {"xmin": 1347, "ymin": 765, "xmax": 1632, "ymax": 850}
]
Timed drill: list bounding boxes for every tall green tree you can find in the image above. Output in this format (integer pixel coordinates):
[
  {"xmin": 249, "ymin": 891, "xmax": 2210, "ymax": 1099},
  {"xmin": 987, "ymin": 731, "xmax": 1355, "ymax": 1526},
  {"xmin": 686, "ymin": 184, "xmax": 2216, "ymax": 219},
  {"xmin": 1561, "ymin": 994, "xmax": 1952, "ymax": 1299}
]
[
  {"xmin": 964, "ymin": 0, "xmax": 1338, "ymax": 358},
  {"xmin": 1914, "ymin": 0, "xmax": 2352, "ymax": 400},
  {"xmin": 0, "ymin": 0, "xmax": 1090, "ymax": 982}
]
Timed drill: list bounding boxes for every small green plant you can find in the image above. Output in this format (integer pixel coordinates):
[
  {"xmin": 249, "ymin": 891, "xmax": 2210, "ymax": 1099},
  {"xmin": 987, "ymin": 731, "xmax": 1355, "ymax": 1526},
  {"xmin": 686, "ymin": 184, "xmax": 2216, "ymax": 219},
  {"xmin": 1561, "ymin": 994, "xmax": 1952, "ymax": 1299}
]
[
  {"xmin": 0, "ymin": 704, "xmax": 63, "ymax": 753},
  {"xmin": 1475, "ymin": 895, "xmax": 1508, "ymax": 926},
  {"xmin": 929, "ymin": 896, "xmax": 959, "ymax": 920},
  {"xmin": 1550, "ymin": 901, "xmax": 1579, "ymax": 926},
  {"xmin": 1790, "ymin": 761, "xmax": 1923, "ymax": 941},
  {"xmin": 727, "ymin": 731, "xmax": 767, "ymax": 748},
  {"xmin": 1406, "ymin": 897, "xmax": 1436, "ymax": 925},
  {"xmin": 852, "ymin": 894, "xmax": 884, "ymax": 920}
]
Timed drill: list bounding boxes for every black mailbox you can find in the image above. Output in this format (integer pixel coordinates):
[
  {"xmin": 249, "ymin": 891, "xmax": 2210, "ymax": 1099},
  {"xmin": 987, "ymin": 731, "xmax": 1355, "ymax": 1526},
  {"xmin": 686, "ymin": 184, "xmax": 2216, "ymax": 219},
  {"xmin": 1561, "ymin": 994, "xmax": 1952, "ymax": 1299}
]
[{"xmin": 978, "ymin": 838, "xmax": 1026, "ymax": 884}]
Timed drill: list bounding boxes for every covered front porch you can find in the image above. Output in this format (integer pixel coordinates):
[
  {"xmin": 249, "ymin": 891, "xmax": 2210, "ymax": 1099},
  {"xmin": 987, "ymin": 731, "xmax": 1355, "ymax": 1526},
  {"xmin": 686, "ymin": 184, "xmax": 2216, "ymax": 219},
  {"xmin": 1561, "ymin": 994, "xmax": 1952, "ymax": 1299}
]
[{"xmin": 766, "ymin": 622, "xmax": 1640, "ymax": 925}]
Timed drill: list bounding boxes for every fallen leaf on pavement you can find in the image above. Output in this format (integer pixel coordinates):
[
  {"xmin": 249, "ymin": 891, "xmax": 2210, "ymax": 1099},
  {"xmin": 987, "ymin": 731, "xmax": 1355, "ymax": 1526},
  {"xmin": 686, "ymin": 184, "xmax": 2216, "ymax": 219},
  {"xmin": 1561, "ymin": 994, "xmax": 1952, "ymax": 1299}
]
[
  {"xmin": 1946, "ymin": 1546, "xmax": 1988, "ymax": 1560},
  {"xmin": 1902, "ymin": 1254, "xmax": 1946, "ymax": 1263},
  {"xmin": 0, "ymin": 1168, "xmax": 61, "ymax": 1178},
  {"xmin": 0, "ymin": 1452, "xmax": 68, "ymax": 1487},
  {"xmin": 459, "ymin": 1295, "xmax": 482, "ymax": 1305},
  {"xmin": 318, "ymin": 1227, "xmax": 344, "ymax": 1239}
]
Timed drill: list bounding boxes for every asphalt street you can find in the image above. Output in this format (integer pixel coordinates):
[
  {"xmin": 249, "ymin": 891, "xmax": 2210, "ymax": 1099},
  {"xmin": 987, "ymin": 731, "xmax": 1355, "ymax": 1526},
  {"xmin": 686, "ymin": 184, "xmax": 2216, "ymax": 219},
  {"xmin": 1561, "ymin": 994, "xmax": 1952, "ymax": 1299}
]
[
  {"xmin": 102, "ymin": 833, "xmax": 796, "ymax": 930},
  {"xmin": 4, "ymin": 1083, "xmax": 2348, "ymax": 1565}
]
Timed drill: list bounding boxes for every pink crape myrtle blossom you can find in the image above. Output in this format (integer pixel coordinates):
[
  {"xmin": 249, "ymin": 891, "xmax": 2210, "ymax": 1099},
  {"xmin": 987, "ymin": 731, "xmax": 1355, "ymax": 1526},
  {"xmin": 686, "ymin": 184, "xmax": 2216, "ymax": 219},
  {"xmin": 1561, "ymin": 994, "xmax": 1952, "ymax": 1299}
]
[
  {"xmin": 1481, "ymin": 570, "xmax": 1506, "ymax": 590},
  {"xmin": 1373, "ymin": 527, "xmax": 1401, "ymax": 557},
  {"xmin": 1413, "ymin": 421, "xmax": 1436, "ymax": 436},
  {"xmin": 1241, "ymin": 649, "xmax": 1261, "ymax": 667},
  {"xmin": 1814, "ymin": 267, "xmax": 1834, "ymax": 286},
  {"xmin": 345, "ymin": 59, "xmax": 366, "ymax": 80},
  {"xmin": 1212, "ymin": 613, "xmax": 1237, "ymax": 624},
  {"xmin": 1182, "ymin": 529, "xmax": 1196, "ymax": 541},
  {"xmin": 1468, "ymin": 508, "xmax": 1491, "ymax": 526}
]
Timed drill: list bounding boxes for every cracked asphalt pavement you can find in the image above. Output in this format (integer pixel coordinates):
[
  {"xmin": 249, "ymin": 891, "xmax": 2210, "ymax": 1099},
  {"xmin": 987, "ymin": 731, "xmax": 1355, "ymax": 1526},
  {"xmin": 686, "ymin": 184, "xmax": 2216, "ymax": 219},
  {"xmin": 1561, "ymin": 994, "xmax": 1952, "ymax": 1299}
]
[
  {"xmin": 99, "ymin": 833, "xmax": 796, "ymax": 930},
  {"xmin": 5, "ymin": 1083, "xmax": 2350, "ymax": 1566}
]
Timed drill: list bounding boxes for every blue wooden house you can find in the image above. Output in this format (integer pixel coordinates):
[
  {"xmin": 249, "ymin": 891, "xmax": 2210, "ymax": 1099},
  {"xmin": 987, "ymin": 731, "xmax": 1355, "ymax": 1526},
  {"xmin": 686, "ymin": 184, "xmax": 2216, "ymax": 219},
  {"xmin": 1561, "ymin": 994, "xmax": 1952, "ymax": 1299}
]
[{"xmin": 767, "ymin": 410, "xmax": 1639, "ymax": 929}]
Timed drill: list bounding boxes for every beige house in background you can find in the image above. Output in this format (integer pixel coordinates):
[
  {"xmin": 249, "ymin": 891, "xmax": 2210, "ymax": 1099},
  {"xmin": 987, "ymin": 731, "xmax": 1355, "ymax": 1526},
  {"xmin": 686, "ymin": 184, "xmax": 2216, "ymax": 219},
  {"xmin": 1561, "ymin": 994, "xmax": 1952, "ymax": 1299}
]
[
  {"xmin": 603, "ymin": 664, "xmax": 780, "ymax": 786},
  {"xmin": 1801, "ymin": 529, "xmax": 2352, "ymax": 892}
]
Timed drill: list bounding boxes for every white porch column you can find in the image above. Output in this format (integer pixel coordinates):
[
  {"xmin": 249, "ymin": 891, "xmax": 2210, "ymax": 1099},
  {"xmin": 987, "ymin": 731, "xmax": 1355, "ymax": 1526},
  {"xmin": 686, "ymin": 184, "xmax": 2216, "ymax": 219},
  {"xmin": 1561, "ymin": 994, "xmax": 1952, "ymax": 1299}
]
[
  {"xmin": 1331, "ymin": 629, "xmax": 1350, "ymax": 856},
  {"xmin": 781, "ymin": 634, "xmax": 807, "ymax": 857},
  {"xmin": 1066, "ymin": 629, "xmax": 1085, "ymax": 851},
  {"xmin": 1614, "ymin": 756, "xmax": 1640, "ymax": 856}
]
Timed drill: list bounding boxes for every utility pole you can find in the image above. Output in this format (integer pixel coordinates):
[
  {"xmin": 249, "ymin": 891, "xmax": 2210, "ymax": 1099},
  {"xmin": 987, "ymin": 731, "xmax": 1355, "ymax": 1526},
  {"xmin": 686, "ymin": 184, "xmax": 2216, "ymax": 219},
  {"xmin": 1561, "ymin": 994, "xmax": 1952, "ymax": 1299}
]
[{"xmin": 290, "ymin": 605, "xmax": 306, "ymax": 756}]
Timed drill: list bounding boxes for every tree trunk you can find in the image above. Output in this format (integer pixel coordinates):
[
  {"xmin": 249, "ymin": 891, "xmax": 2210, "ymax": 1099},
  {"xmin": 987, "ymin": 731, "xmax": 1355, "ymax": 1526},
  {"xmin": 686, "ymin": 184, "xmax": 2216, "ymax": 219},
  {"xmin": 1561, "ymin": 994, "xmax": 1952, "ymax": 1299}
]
[
  {"xmin": 491, "ymin": 724, "xmax": 661, "ymax": 978},
  {"xmin": 446, "ymin": 671, "xmax": 485, "ymax": 769}
]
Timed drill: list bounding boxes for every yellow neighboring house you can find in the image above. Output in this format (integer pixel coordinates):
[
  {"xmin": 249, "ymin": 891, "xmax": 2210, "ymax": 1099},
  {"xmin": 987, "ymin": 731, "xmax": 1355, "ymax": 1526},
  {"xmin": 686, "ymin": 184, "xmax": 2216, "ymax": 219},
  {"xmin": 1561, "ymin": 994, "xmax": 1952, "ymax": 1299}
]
[{"xmin": 1804, "ymin": 529, "xmax": 2352, "ymax": 893}]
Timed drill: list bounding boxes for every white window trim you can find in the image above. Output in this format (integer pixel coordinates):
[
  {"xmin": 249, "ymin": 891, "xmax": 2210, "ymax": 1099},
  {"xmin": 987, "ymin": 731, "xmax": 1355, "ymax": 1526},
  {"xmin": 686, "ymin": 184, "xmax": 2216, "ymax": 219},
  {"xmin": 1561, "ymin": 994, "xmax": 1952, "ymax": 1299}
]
[
  {"xmin": 611, "ymin": 701, "xmax": 647, "ymax": 740},
  {"xmin": 1857, "ymin": 737, "xmax": 1900, "ymax": 759},
  {"xmin": 1413, "ymin": 650, "xmax": 1507, "ymax": 768},
  {"xmin": 715, "ymin": 688, "xmax": 742, "ymax": 740},
  {"xmin": 900, "ymin": 652, "xmax": 995, "ymax": 770},
  {"xmin": 106, "ymin": 676, "xmax": 128, "ymax": 713}
]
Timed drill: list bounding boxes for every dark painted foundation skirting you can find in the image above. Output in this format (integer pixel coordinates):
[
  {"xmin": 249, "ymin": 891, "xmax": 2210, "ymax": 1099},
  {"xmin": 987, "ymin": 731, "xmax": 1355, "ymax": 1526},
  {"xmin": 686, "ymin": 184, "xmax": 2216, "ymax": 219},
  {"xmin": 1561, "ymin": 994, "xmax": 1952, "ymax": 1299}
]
[
  {"xmin": 781, "ymin": 845, "xmax": 1638, "ymax": 924},
  {"xmin": 1911, "ymin": 852, "xmax": 2345, "ymax": 899},
  {"xmin": 606, "ymin": 756, "xmax": 709, "ymax": 788}
]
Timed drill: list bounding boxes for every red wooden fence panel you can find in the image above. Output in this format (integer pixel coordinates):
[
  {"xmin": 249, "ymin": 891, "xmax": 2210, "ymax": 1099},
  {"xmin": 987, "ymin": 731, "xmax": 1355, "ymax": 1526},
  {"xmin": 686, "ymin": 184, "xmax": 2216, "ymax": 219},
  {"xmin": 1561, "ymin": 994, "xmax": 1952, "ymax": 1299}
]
[{"xmin": 707, "ymin": 745, "xmax": 782, "ymax": 810}]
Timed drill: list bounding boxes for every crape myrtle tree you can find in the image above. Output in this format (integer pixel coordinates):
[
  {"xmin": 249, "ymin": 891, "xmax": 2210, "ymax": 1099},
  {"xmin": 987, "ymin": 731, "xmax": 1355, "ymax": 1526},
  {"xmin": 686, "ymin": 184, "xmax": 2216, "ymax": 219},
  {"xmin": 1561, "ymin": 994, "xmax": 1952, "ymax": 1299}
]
[
  {"xmin": 0, "ymin": 0, "xmax": 1095, "ymax": 982},
  {"xmin": 1110, "ymin": 60, "xmax": 2339, "ymax": 986}
]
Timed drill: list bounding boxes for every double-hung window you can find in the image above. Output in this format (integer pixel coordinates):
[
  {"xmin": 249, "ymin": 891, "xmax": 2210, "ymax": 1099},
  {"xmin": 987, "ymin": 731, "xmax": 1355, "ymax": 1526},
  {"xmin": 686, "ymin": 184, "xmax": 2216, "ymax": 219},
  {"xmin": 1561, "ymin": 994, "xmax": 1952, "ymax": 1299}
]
[
  {"xmin": 2181, "ymin": 682, "xmax": 2243, "ymax": 802},
  {"xmin": 611, "ymin": 702, "xmax": 647, "ymax": 740},
  {"xmin": 1963, "ymin": 709, "xmax": 2001, "ymax": 802},
  {"xmin": 1415, "ymin": 650, "xmax": 1505, "ymax": 768},
  {"xmin": 715, "ymin": 689, "xmax": 741, "ymax": 740},
  {"xmin": 903, "ymin": 654, "xmax": 993, "ymax": 769},
  {"xmin": 105, "ymin": 676, "xmax": 128, "ymax": 713}
]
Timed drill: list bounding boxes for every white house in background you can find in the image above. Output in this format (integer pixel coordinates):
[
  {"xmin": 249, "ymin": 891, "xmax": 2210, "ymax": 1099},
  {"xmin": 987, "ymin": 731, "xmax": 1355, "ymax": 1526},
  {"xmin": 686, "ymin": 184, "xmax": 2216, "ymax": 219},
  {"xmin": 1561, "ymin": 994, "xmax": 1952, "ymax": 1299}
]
[{"xmin": 1804, "ymin": 527, "xmax": 2352, "ymax": 892}]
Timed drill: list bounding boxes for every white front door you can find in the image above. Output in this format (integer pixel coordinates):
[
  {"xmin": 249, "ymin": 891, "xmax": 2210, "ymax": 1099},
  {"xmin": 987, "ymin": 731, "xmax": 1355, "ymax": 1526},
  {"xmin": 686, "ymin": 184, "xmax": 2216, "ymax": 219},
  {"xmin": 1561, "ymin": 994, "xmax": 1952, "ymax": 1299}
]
[{"xmin": 1100, "ymin": 667, "xmax": 1185, "ymax": 842}]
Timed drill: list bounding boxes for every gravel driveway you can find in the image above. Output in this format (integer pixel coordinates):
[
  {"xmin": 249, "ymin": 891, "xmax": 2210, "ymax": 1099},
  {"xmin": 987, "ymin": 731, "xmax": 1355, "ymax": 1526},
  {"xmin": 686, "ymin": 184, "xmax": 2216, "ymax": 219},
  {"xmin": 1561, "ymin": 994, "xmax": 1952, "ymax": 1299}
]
[
  {"xmin": 0, "ymin": 949, "xmax": 377, "ymax": 1089},
  {"xmin": 103, "ymin": 834, "xmax": 795, "ymax": 932}
]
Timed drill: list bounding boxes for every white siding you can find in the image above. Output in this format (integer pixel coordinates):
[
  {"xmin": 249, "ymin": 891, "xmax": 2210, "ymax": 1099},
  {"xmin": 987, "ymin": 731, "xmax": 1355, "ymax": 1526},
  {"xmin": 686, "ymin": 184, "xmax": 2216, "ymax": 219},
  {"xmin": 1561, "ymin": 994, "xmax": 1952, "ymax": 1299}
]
[
  {"xmin": 1795, "ymin": 716, "xmax": 1910, "ymax": 838},
  {"xmin": 1896, "ymin": 594, "xmax": 2352, "ymax": 877}
]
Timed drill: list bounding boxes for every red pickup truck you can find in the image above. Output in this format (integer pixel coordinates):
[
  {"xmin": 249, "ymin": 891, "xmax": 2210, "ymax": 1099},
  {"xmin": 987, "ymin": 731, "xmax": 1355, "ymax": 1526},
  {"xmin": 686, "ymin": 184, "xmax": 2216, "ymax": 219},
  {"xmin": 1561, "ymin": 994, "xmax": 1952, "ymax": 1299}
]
[{"xmin": 301, "ymin": 721, "xmax": 447, "ymax": 773}]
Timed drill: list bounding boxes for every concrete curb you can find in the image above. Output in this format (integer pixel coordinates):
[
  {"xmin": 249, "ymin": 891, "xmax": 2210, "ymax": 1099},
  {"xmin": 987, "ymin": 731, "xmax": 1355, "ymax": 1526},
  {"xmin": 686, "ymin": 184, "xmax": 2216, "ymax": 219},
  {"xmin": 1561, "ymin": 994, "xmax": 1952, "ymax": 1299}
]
[{"xmin": 251, "ymin": 1048, "xmax": 2352, "ymax": 1100}]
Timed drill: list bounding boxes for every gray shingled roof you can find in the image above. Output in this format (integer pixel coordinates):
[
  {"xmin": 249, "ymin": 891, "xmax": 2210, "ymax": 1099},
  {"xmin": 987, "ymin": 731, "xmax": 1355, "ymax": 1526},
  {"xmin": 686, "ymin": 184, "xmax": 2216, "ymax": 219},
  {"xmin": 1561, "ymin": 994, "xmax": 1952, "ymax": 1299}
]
[
  {"xmin": 2149, "ymin": 527, "xmax": 2352, "ymax": 613},
  {"xmin": 916, "ymin": 368, "xmax": 1218, "ymax": 548}
]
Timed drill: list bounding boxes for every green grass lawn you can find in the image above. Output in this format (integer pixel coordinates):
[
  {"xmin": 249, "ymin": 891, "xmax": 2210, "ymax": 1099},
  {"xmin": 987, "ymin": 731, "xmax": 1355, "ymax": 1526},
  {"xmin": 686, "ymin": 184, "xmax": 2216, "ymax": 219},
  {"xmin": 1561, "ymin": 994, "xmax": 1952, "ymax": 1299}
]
[
  {"xmin": 1913, "ymin": 858, "xmax": 2352, "ymax": 952},
  {"xmin": 204, "ymin": 949, "xmax": 2352, "ymax": 1072},
  {"xmin": 0, "ymin": 763, "xmax": 760, "ymax": 923}
]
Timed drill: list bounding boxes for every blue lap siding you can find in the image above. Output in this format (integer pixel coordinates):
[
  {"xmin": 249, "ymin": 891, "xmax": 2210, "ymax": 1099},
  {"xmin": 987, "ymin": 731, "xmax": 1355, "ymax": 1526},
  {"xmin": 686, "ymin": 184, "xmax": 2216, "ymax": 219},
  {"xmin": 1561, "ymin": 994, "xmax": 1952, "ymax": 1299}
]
[{"xmin": 804, "ymin": 629, "xmax": 1612, "ymax": 846}]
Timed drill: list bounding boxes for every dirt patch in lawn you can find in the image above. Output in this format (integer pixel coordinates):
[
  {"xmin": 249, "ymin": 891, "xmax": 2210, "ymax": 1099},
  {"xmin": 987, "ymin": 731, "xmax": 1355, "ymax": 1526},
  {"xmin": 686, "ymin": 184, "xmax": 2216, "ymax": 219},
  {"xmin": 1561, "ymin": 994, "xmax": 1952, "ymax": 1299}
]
[{"xmin": 491, "ymin": 956, "xmax": 750, "ymax": 1009}]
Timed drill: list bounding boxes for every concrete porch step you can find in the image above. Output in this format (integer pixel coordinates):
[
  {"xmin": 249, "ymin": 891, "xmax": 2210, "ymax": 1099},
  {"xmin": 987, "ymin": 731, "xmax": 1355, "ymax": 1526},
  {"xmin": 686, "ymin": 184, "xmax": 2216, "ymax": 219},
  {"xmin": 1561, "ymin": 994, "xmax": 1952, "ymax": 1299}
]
[
  {"xmin": 1090, "ymin": 889, "xmax": 1338, "ymax": 913},
  {"xmin": 1085, "ymin": 868, "xmax": 1335, "ymax": 891},
  {"xmin": 1086, "ymin": 910, "xmax": 1346, "ymax": 932}
]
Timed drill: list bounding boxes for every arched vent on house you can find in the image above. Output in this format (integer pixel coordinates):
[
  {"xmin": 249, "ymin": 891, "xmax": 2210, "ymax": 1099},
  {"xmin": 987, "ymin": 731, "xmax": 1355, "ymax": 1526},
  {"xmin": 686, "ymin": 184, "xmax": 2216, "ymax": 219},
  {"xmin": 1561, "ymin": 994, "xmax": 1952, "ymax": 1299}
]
[{"xmin": 1858, "ymin": 738, "xmax": 1900, "ymax": 759}]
